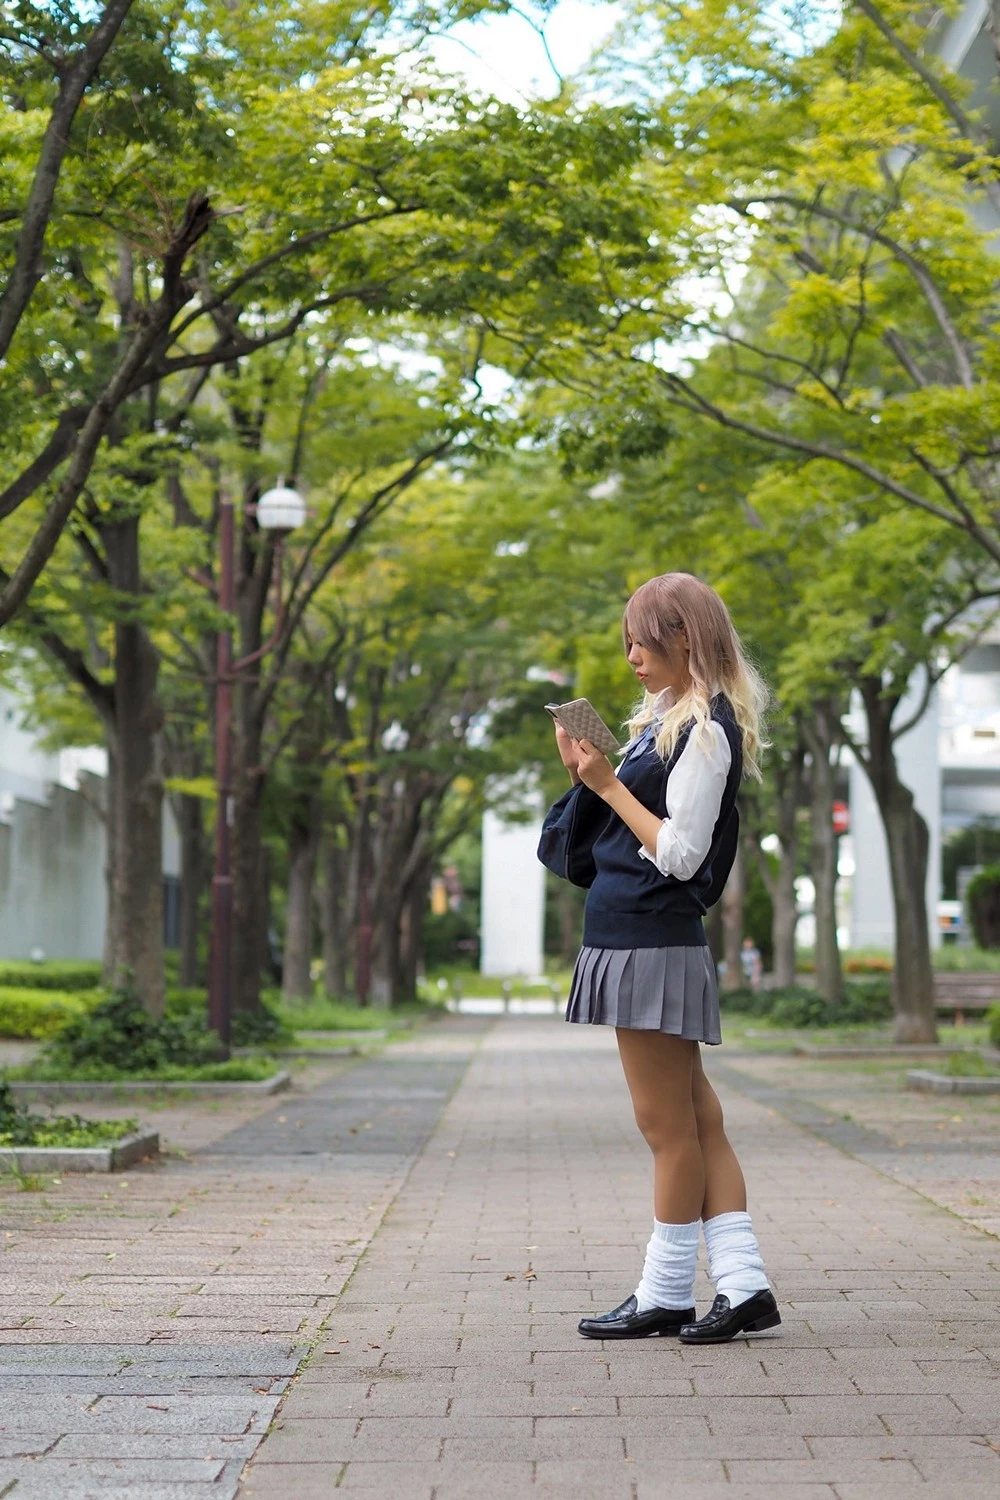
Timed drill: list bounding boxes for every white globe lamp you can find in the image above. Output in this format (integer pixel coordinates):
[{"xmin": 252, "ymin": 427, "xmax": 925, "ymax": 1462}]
[{"xmin": 256, "ymin": 482, "xmax": 307, "ymax": 533}]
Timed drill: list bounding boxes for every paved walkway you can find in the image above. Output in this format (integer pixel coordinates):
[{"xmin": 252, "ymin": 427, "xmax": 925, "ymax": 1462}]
[
  {"xmin": 2, "ymin": 1014, "xmax": 1000, "ymax": 1498},
  {"xmin": 243, "ymin": 1017, "xmax": 1000, "ymax": 1500},
  {"xmin": 0, "ymin": 1024, "xmax": 483, "ymax": 1498}
]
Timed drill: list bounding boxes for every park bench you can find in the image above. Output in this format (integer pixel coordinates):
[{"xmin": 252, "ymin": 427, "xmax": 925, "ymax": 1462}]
[{"xmin": 933, "ymin": 972, "xmax": 1000, "ymax": 1025}]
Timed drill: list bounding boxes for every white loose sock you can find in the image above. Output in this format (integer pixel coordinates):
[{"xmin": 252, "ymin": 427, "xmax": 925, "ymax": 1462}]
[
  {"xmin": 703, "ymin": 1210, "xmax": 769, "ymax": 1308},
  {"xmin": 634, "ymin": 1219, "xmax": 699, "ymax": 1313}
]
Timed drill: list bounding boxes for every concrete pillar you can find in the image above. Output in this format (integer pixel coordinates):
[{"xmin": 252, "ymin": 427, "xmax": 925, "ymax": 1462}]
[
  {"xmin": 480, "ymin": 777, "xmax": 546, "ymax": 978},
  {"xmin": 849, "ymin": 678, "xmax": 941, "ymax": 949}
]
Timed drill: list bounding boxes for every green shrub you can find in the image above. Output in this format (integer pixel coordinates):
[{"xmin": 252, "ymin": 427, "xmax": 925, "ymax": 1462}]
[
  {"xmin": 0, "ymin": 961, "xmax": 102, "ymax": 992},
  {"xmin": 987, "ymin": 1004, "xmax": 1000, "ymax": 1051},
  {"xmin": 38, "ymin": 987, "xmax": 222, "ymax": 1077},
  {"xmin": 839, "ymin": 976, "xmax": 893, "ymax": 1024},
  {"xmin": 164, "ymin": 987, "xmax": 208, "ymax": 1015},
  {"xmin": 722, "ymin": 979, "xmax": 892, "ymax": 1029},
  {"xmin": 718, "ymin": 986, "xmax": 776, "ymax": 1018},
  {"xmin": 965, "ymin": 864, "xmax": 1000, "ymax": 949},
  {"xmin": 942, "ymin": 1051, "xmax": 1000, "ymax": 1077},
  {"xmin": 0, "ymin": 988, "xmax": 91, "ymax": 1039},
  {"xmin": 164, "ymin": 988, "xmax": 294, "ymax": 1048},
  {"xmin": 0, "ymin": 1077, "xmax": 136, "ymax": 1147},
  {"xmin": 767, "ymin": 987, "xmax": 832, "ymax": 1028}
]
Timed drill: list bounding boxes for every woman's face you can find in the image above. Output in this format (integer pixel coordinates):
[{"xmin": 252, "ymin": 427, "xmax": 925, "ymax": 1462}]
[{"xmin": 626, "ymin": 629, "xmax": 691, "ymax": 697}]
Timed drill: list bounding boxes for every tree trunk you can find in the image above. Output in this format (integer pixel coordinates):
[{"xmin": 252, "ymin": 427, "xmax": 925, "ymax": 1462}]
[
  {"xmin": 721, "ymin": 837, "xmax": 745, "ymax": 991},
  {"xmin": 771, "ymin": 855, "xmax": 798, "ymax": 988},
  {"xmin": 175, "ymin": 793, "xmax": 205, "ymax": 988},
  {"xmin": 320, "ymin": 834, "xmax": 353, "ymax": 999},
  {"xmin": 102, "ymin": 744, "xmax": 118, "ymax": 983},
  {"xmin": 282, "ymin": 802, "xmax": 321, "ymax": 1002},
  {"xmin": 859, "ymin": 680, "xmax": 937, "ymax": 1043},
  {"xmin": 770, "ymin": 744, "xmax": 804, "ymax": 988},
  {"xmin": 369, "ymin": 893, "xmax": 404, "ymax": 1007},
  {"xmin": 398, "ymin": 858, "xmax": 433, "ymax": 1004},
  {"xmin": 102, "ymin": 514, "xmax": 165, "ymax": 1015},
  {"xmin": 802, "ymin": 701, "xmax": 843, "ymax": 1004},
  {"xmin": 231, "ymin": 696, "xmax": 266, "ymax": 1015}
]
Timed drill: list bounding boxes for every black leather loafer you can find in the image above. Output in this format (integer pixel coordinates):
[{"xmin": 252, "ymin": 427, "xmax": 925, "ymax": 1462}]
[
  {"xmin": 679, "ymin": 1290, "xmax": 781, "ymax": 1344},
  {"xmin": 578, "ymin": 1295, "xmax": 696, "ymax": 1340}
]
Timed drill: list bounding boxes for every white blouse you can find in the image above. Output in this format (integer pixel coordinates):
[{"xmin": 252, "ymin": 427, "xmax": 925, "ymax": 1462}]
[{"xmin": 625, "ymin": 720, "xmax": 732, "ymax": 880}]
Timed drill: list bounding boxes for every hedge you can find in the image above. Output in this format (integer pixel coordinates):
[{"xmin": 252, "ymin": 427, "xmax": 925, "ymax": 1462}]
[
  {"xmin": 0, "ymin": 961, "xmax": 103, "ymax": 992},
  {"xmin": 0, "ymin": 987, "xmax": 92, "ymax": 1039},
  {"xmin": 988, "ymin": 1004, "xmax": 1000, "ymax": 1051}
]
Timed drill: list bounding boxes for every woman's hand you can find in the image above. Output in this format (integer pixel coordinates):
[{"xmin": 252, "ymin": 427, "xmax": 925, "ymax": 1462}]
[
  {"xmin": 554, "ymin": 723, "xmax": 581, "ymax": 783},
  {"xmin": 574, "ymin": 737, "xmax": 617, "ymax": 796}
]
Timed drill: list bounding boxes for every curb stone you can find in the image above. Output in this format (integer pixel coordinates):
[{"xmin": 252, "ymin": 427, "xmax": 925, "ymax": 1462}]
[
  {"xmin": 9, "ymin": 1071, "xmax": 292, "ymax": 1101},
  {"xmin": 0, "ymin": 1127, "xmax": 159, "ymax": 1173},
  {"xmin": 906, "ymin": 1067, "xmax": 1000, "ymax": 1094}
]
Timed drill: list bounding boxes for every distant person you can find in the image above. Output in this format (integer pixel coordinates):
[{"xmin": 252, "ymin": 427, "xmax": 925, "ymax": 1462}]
[
  {"xmin": 740, "ymin": 936, "xmax": 763, "ymax": 990},
  {"xmin": 539, "ymin": 572, "xmax": 780, "ymax": 1345}
]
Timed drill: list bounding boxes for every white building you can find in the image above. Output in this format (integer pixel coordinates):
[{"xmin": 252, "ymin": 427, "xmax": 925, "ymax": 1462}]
[{"xmin": 0, "ymin": 687, "xmax": 180, "ymax": 962}]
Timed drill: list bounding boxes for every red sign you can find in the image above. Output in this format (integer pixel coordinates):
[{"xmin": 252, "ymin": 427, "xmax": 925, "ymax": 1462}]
[{"xmin": 832, "ymin": 800, "xmax": 850, "ymax": 836}]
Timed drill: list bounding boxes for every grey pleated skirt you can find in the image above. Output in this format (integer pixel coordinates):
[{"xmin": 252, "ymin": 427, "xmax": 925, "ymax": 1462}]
[{"xmin": 566, "ymin": 944, "xmax": 722, "ymax": 1044}]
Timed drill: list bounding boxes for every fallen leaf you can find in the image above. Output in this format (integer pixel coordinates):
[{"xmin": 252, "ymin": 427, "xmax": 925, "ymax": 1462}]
[
  {"xmin": 503, "ymin": 1274, "xmax": 516, "ymax": 1282},
  {"xmin": 522, "ymin": 1269, "xmax": 537, "ymax": 1282}
]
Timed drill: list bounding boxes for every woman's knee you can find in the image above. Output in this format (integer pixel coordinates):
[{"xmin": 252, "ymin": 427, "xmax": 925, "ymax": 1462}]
[
  {"xmin": 632, "ymin": 1097, "xmax": 699, "ymax": 1155},
  {"xmin": 693, "ymin": 1075, "xmax": 726, "ymax": 1144}
]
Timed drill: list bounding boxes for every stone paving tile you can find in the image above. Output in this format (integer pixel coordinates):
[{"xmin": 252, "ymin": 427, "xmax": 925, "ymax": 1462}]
[
  {"xmin": 0, "ymin": 1021, "xmax": 485, "ymax": 1497},
  {"xmin": 239, "ymin": 1016, "xmax": 1000, "ymax": 1497}
]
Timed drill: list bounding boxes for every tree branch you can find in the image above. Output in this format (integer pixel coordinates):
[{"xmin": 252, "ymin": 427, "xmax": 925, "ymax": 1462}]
[
  {"xmin": 0, "ymin": 0, "xmax": 136, "ymax": 362},
  {"xmin": 852, "ymin": 0, "xmax": 1000, "ymax": 215}
]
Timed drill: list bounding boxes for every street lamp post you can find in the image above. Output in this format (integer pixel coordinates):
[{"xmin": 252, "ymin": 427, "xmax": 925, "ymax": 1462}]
[{"xmin": 209, "ymin": 482, "xmax": 306, "ymax": 1055}]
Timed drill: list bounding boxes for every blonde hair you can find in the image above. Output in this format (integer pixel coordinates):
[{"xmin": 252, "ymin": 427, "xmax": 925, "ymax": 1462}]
[{"xmin": 623, "ymin": 573, "xmax": 768, "ymax": 780}]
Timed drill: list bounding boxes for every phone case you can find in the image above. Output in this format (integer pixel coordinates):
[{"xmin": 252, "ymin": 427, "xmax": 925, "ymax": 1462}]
[{"xmin": 545, "ymin": 698, "xmax": 620, "ymax": 756}]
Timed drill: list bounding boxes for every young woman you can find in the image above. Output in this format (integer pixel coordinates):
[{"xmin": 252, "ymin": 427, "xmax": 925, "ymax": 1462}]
[{"xmin": 542, "ymin": 571, "xmax": 779, "ymax": 1345}]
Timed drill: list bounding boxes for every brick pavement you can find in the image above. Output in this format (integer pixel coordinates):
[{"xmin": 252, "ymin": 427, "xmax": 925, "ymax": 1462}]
[
  {"xmin": 241, "ymin": 1016, "xmax": 1000, "ymax": 1500},
  {"xmin": 0, "ymin": 1021, "xmax": 485, "ymax": 1498}
]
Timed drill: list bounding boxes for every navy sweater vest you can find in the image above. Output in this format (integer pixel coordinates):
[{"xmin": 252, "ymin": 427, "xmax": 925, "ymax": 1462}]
[{"xmin": 539, "ymin": 696, "xmax": 742, "ymax": 950}]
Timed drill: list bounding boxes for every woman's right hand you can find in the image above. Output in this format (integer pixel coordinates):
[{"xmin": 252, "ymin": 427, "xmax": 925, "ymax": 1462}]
[{"xmin": 554, "ymin": 723, "xmax": 581, "ymax": 783}]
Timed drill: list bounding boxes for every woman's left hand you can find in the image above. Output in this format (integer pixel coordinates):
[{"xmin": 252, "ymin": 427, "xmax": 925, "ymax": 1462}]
[{"xmin": 574, "ymin": 738, "xmax": 616, "ymax": 796}]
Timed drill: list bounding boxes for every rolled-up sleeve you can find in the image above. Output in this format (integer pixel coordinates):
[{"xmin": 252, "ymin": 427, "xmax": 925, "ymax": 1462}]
[{"xmin": 638, "ymin": 723, "xmax": 732, "ymax": 879}]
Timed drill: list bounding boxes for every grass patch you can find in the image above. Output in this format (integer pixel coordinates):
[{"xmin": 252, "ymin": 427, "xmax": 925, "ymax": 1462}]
[
  {"xmin": 418, "ymin": 967, "xmax": 572, "ymax": 1001},
  {"xmin": 0, "ymin": 1077, "xmax": 138, "ymax": 1149},
  {"xmin": 9, "ymin": 1055, "xmax": 280, "ymax": 1084},
  {"xmin": 0, "ymin": 1114, "xmax": 139, "ymax": 1147},
  {"xmin": 941, "ymin": 1052, "xmax": 1000, "ymax": 1078},
  {"xmin": 276, "ymin": 999, "xmax": 404, "ymax": 1032}
]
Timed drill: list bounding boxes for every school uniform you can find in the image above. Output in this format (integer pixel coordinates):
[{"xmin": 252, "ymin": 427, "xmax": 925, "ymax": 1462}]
[
  {"xmin": 538, "ymin": 690, "xmax": 780, "ymax": 1345},
  {"xmin": 540, "ymin": 694, "xmax": 742, "ymax": 1041}
]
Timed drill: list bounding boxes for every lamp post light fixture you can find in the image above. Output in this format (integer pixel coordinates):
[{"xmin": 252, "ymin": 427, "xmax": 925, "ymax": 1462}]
[{"xmin": 209, "ymin": 481, "xmax": 305, "ymax": 1055}]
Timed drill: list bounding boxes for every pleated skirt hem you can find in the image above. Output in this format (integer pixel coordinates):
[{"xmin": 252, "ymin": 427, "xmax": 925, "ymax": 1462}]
[{"xmin": 565, "ymin": 943, "xmax": 722, "ymax": 1045}]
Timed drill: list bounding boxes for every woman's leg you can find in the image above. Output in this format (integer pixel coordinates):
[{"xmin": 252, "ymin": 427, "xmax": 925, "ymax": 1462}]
[
  {"xmin": 686, "ymin": 1045, "xmax": 777, "ymax": 1334},
  {"xmin": 615, "ymin": 1029, "xmax": 704, "ymax": 1221},
  {"xmin": 691, "ymin": 1045, "xmax": 747, "ymax": 1219}
]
